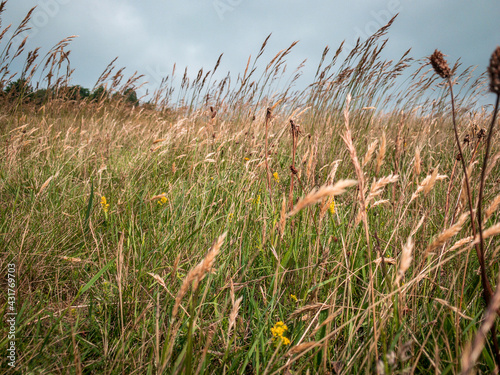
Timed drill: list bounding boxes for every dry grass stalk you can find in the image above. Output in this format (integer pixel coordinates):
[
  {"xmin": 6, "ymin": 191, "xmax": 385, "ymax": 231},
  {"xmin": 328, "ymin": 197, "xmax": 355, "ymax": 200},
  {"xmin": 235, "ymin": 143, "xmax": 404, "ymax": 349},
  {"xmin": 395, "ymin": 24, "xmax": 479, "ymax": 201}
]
[
  {"xmin": 60, "ymin": 256, "xmax": 82, "ymax": 263},
  {"xmin": 434, "ymin": 298, "xmax": 472, "ymax": 321},
  {"xmin": 311, "ymin": 312, "xmax": 340, "ymax": 336},
  {"xmin": 264, "ymin": 107, "xmax": 273, "ymax": 195},
  {"xmin": 395, "ymin": 236, "xmax": 414, "ymax": 285},
  {"xmin": 366, "ymin": 174, "xmax": 399, "ymax": 206},
  {"xmin": 306, "ymin": 144, "xmax": 316, "ymax": 185},
  {"xmin": 290, "ymin": 303, "xmax": 331, "ymax": 320},
  {"xmin": 460, "ymin": 161, "xmax": 477, "ymax": 207},
  {"xmin": 410, "ymin": 215, "xmax": 426, "ymax": 237},
  {"xmin": 424, "ymin": 166, "xmax": 440, "ymax": 196},
  {"xmin": 172, "ymin": 232, "xmax": 227, "ymax": 319},
  {"xmin": 287, "ymin": 180, "xmax": 357, "ymax": 217},
  {"xmin": 460, "ymin": 273, "xmax": 500, "ymax": 375},
  {"xmin": 116, "ymin": 232, "xmax": 125, "ymax": 336},
  {"xmin": 372, "ymin": 199, "xmax": 390, "ymax": 207},
  {"xmin": 288, "ymin": 119, "xmax": 300, "ymax": 210},
  {"xmin": 414, "ymin": 146, "xmax": 421, "ymax": 176},
  {"xmin": 424, "ymin": 213, "xmax": 468, "ymax": 255},
  {"xmin": 410, "ymin": 171, "xmax": 448, "ymax": 202},
  {"xmin": 279, "ymin": 194, "xmax": 287, "ymax": 237},
  {"xmin": 342, "ymin": 93, "xmax": 379, "ymax": 359},
  {"xmin": 448, "ymin": 236, "xmax": 474, "ymax": 252},
  {"xmin": 469, "ymin": 222, "xmax": 500, "ymax": 247},
  {"xmin": 341, "ymin": 132, "xmax": 364, "ymax": 202},
  {"xmin": 287, "ymin": 342, "xmax": 318, "ymax": 356},
  {"xmin": 228, "ymin": 296, "xmax": 243, "ymax": 334},
  {"xmin": 484, "ymin": 194, "xmax": 500, "ymax": 222},
  {"xmin": 319, "ymin": 196, "xmax": 332, "ymax": 222},
  {"xmin": 430, "ymin": 50, "xmax": 499, "ymax": 363},
  {"xmin": 147, "ymin": 273, "xmax": 168, "ymax": 291},
  {"xmin": 375, "ymin": 131, "xmax": 386, "ymax": 176},
  {"xmin": 374, "ymin": 257, "xmax": 396, "ymax": 265},
  {"xmin": 484, "ymin": 151, "xmax": 500, "ymax": 182},
  {"xmin": 38, "ymin": 175, "xmax": 55, "ymax": 195},
  {"xmin": 149, "ymin": 193, "xmax": 167, "ymax": 202},
  {"xmin": 195, "ymin": 325, "xmax": 216, "ymax": 375},
  {"xmin": 470, "ymin": 49, "xmax": 500, "ymax": 368},
  {"xmin": 362, "ymin": 140, "xmax": 378, "ymax": 168},
  {"xmin": 355, "ymin": 174, "xmax": 398, "ymax": 225},
  {"xmin": 326, "ymin": 160, "xmax": 341, "ymax": 185}
]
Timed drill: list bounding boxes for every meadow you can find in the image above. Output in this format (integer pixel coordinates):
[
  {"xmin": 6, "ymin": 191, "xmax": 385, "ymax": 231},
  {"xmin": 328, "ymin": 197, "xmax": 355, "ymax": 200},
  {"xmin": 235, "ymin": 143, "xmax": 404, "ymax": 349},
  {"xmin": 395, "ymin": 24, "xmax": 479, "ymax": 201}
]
[{"xmin": 1, "ymin": 6, "xmax": 500, "ymax": 374}]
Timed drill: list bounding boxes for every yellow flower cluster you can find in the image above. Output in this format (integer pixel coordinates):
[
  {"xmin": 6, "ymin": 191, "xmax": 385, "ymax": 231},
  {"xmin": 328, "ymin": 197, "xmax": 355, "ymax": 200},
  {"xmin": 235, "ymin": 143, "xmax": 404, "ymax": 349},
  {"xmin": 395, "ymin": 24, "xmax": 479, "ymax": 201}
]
[
  {"xmin": 254, "ymin": 195, "xmax": 261, "ymax": 205},
  {"xmin": 273, "ymin": 172, "xmax": 279, "ymax": 183},
  {"xmin": 228, "ymin": 213, "xmax": 234, "ymax": 222},
  {"xmin": 271, "ymin": 321, "xmax": 290, "ymax": 346},
  {"xmin": 290, "ymin": 294, "xmax": 298, "ymax": 302},
  {"xmin": 101, "ymin": 196, "xmax": 109, "ymax": 213},
  {"xmin": 157, "ymin": 193, "xmax": 168, "ymax": 206},
  {"xmin": 329, "ymin": 197, "xmax": 335, "ymax": 215}
]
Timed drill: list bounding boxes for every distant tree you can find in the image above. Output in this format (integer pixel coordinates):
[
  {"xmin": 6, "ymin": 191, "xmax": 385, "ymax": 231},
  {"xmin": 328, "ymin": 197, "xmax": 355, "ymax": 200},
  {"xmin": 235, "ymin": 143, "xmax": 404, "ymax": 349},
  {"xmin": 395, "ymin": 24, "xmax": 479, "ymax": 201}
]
[
  {"xmin": 5, "ymin": 78, "xmax": 32, "ymax": 97},
  {"xmin": 29, "ymin": 88, "xmax": 49, "ymax": 105},
  {"xmin": 124, "ymin": 88, "xmax": 138, "ymax": 106},
  {"xmin": 90, "ymin": 86, "xmax": 108, "ymax": 102},
  {"xmin": 67, "ymin": 85, "xmax": 90, "ymax": 101}
]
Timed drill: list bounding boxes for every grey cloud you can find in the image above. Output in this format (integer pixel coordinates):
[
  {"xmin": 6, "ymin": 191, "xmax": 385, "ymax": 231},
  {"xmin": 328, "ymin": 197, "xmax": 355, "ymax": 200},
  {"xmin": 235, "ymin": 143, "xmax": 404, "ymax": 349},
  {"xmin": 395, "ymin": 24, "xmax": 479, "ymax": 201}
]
[{"xmin": 2, "ymin": 0, "xmax": 499, "ymax": 100}]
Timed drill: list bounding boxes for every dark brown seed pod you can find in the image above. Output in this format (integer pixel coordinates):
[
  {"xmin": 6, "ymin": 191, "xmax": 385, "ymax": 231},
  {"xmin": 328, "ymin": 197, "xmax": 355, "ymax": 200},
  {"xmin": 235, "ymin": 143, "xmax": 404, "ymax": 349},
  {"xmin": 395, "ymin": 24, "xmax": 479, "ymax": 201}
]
[
  {"xmin": 488, "ymin": 46, "xmax": 500, "ymax": 94},
  {"xmin": 429, "ymin": 50, "xmax": 452, "ymax": 79}
]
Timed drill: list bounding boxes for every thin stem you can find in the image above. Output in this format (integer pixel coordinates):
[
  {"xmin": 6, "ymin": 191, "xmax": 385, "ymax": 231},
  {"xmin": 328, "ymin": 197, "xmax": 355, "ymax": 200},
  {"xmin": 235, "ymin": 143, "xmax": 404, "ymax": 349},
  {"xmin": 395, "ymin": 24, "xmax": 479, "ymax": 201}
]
[
  {"xmin": 449, "ymin": 79, "xmax": 500, "ymax": 369},
  {"xmin": 264, "ymin": 108, "xmax": 272, "ymax": 197},
  {"xmin": 476, "ymin": 92, "xmax": 500, "ymax": 370},
  {"xmin": 447, "ymin": 78, "xmax": 494, "ymax": 301},
  {"xmin": 476, "ymin": 93, "xmax": 499, "ymax": 303}
]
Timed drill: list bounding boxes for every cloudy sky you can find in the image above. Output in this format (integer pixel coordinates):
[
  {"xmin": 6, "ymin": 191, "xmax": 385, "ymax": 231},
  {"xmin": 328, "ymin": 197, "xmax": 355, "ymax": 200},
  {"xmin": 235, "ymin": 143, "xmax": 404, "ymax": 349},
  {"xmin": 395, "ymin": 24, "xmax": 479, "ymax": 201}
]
[{"xmin": 3, "ymin": 0, "xmax": 500, "ymax": 101}]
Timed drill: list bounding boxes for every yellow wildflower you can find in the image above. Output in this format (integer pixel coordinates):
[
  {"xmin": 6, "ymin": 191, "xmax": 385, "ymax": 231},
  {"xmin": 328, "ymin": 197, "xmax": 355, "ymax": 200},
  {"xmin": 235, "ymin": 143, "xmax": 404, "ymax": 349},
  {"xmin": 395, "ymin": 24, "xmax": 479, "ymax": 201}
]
[
  {"xmin": 271, "ymin": 321, "xmax": 290, "ymax": 346},
  {"xmin": 228, "ymin": 213, "xmax": 234, "ymax": 222},
  {"xmin": 254, "ymin": 195, "xmax": 261, "ymax": 205},
  {"xmin": 290, "ymin": 294, "xmax": 298, "ymax": 302},
  {"xmin": 329, "ymin": 197, "xmax": 335, "ymax": 215},
  {"xmin": 101, "ymin": 196, "xmax": 109, "ymax": 213},
  {"xmin": 157, "ymin": 193, "xmax": 168, "ymax": 206},
  {"xmin": 273, "ymin": 172, "xmax": 279, "ymax": 183},
  {"xmin": 244, "ymin": 157, "xmax": 249, "ymax": 161}
]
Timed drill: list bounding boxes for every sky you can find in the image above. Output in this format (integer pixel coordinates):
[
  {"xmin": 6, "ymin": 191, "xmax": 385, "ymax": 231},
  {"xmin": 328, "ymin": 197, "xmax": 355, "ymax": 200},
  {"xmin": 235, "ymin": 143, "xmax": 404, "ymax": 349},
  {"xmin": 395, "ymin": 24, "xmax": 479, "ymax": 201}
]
[{"xmin": 2, "ymin": 0, "xmax": 500, "ymax": 103}]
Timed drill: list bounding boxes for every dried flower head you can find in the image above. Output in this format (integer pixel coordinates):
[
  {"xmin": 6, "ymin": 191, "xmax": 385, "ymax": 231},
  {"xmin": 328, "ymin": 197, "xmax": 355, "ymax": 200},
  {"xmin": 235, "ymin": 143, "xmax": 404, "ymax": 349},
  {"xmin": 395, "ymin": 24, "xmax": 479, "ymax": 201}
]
[
  {"xmin": 429, "ymin": 50, "xmax": 451, "ymax": 79},
  {"xmin": 488, "ymin": 46, "xmax": 500, "ymax": 94}
]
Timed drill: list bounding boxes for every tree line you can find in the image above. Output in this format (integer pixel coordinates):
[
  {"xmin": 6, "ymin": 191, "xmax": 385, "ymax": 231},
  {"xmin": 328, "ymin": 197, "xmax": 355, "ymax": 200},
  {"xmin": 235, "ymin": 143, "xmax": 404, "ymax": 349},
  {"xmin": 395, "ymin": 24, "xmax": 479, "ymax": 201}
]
[{"xmin": 1, "ymin": 78, "xmax": 139, "ymax": 106}]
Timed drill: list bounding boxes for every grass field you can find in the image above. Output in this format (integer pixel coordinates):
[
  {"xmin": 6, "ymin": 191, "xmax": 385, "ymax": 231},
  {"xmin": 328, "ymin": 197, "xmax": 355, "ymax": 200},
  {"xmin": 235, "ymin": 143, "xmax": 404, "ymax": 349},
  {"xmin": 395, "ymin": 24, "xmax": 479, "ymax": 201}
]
[{"xmin": 1, "ymin": 6, "xmax": 500, "ymax": 375}]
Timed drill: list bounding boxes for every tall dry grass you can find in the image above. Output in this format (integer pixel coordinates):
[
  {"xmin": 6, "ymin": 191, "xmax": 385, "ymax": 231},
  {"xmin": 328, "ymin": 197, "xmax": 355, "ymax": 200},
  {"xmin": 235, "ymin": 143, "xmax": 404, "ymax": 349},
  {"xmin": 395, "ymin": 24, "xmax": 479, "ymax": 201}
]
[{"xmin": 0, "ymin": 3, "xmax": 499, "ymax": 374}]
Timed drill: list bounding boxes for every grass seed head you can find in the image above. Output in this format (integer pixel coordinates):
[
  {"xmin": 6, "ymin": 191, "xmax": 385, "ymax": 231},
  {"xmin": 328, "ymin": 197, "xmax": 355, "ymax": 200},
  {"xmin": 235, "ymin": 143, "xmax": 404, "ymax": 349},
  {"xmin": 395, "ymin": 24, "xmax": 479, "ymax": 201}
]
[
  {"xmin": 430, "ymin": 50, "xmax": 452, "ymax": 79},
  {"xmin": 488, "ymin": 46, "xmax": 500, "ymax": 94}
]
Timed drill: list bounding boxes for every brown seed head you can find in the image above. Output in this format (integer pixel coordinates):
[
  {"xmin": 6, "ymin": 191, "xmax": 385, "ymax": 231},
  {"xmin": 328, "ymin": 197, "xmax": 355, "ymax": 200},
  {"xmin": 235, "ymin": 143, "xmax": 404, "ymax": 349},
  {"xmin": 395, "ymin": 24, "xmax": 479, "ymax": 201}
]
[
  {"xmin": 477, "ymin": 128, "xmax": 486, "ymax": 139},
  {"xmin": 429, "ymin": 50, "xmax": 451, "ymax": 79},
  {"xmin": 266, "ymin": 107, "xmax": 272, "ymax": 120},
  {"xmin": 488, "ymin": 46, "xmax": 500, "ymax": 94}
]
